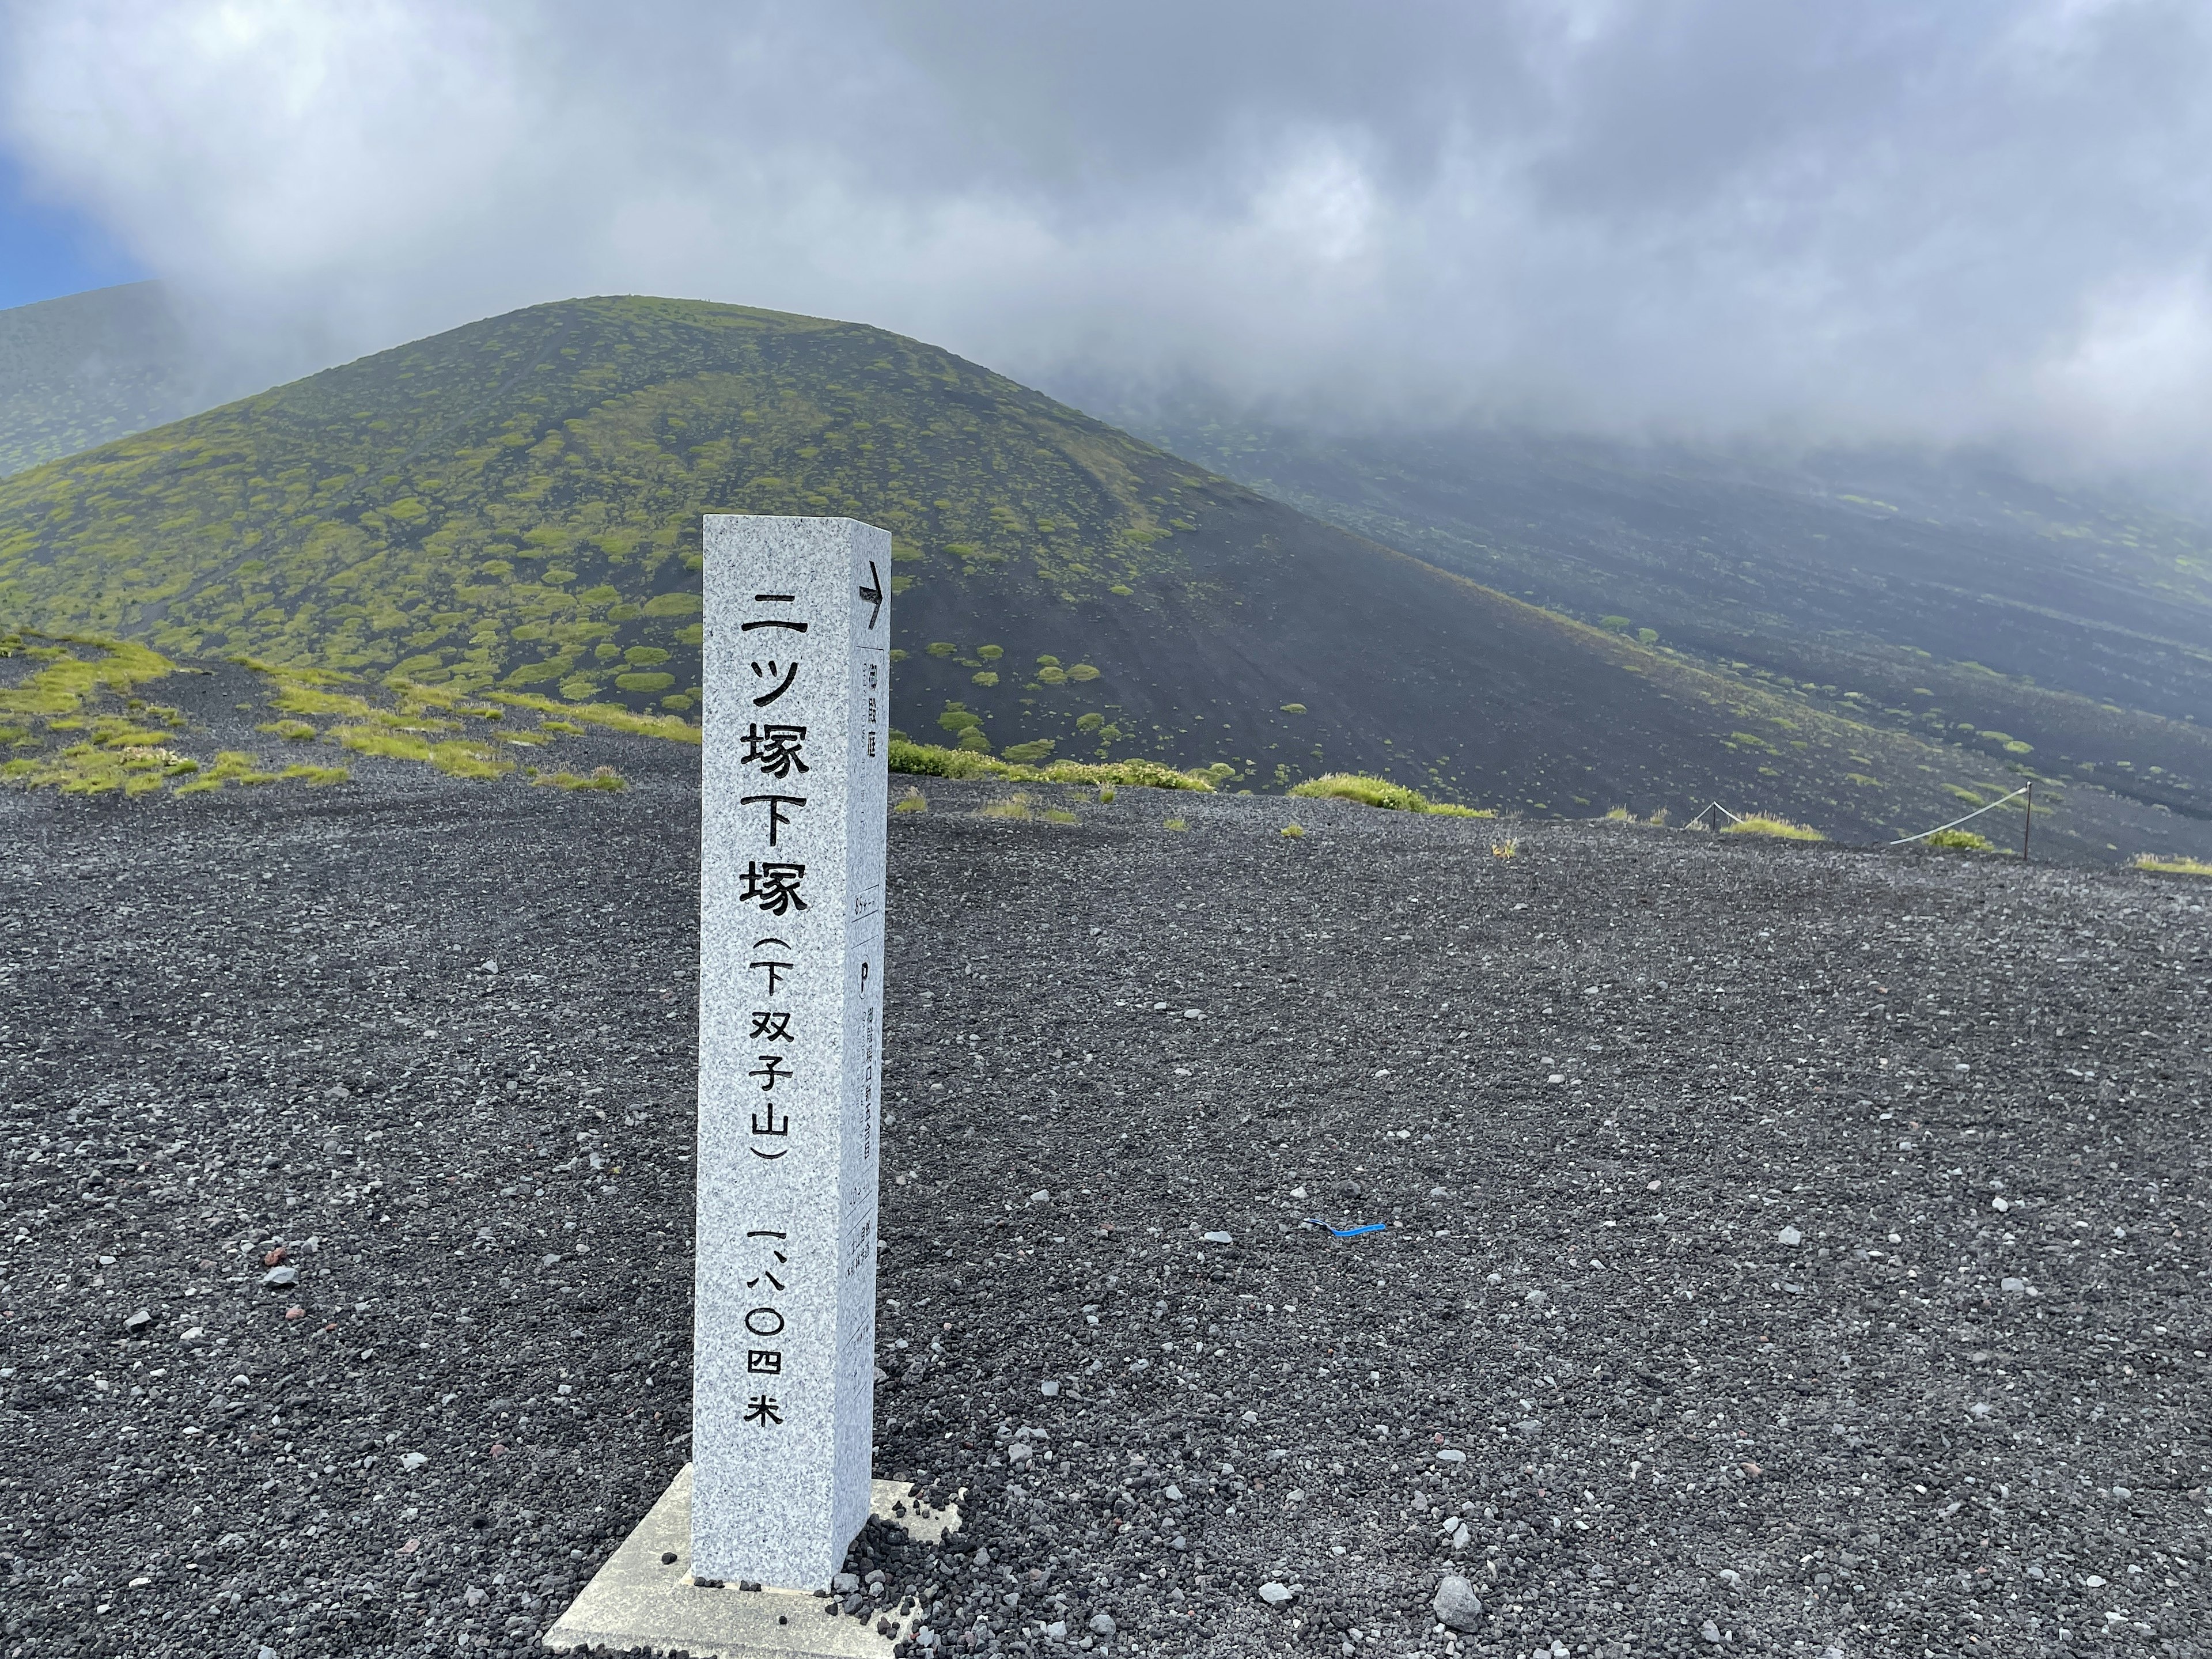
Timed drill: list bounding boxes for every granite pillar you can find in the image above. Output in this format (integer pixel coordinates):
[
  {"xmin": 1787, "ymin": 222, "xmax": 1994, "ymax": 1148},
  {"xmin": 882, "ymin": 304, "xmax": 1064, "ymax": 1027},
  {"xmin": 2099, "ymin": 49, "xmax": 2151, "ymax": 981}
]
[{"xmin": 692, "ymin": 514, "xmax": 890, "ymax": 1588}]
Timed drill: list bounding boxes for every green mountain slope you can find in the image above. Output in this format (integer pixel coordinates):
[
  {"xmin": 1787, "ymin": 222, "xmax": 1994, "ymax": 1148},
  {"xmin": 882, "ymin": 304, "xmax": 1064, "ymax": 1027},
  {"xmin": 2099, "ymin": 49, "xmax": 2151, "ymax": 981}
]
[
  {"xmin": 1, "ymin": 294, "xmax": 2203, "ymax": 861},
  {"xmin": 0, "ymin": 283, "xmax": 205, "ymax": 476}
]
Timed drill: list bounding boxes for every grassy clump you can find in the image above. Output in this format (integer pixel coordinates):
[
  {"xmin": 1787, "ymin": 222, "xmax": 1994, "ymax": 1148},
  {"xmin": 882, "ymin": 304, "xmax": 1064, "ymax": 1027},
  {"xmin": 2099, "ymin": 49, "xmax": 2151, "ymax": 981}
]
[
  {"xmin": 978, "ymin": 793, "xmax": 1036, "ymax": 820},
  {"xmin": 532, "ymin": 767, "xmax": 625, "ymax": 791},
  {"xmin": 2137, "ymin": 854, "xmax": 2212, "ymax": 877},
  {"xmin": 1723, "ymin": 815, "xmax": 1827, "ymax": 842},
  {"xmin": 334, "ymin": 725, "xmax": 514, "ymax": 779},
  {"xmin": 426, "ymin": 742, "xmax": 514, "ymax": 780},
  {"xmin": 1163, "ymin": 817, "xmax": 1190, "ymax": 832},
  {"xmin": 1924, "ymin": 827, "xmax": 1997, "ymax": 853},
  {"xmin": 334, "ymin": 725, "xmax": 434, "ymax": 763},
  {"xmin": 281, "ymin": 764, "xmax": 350, "ymax": 787},
  {"xmin": 1043, "ymin": 808, "xmax": 1079, "ymax": 824},
  {"xmin": 1281, "ymin": 822, "xmax": 1306, "ymax": 839},
  {"xmin": 892, "ymin": 786, "xmax": 928, "ymax": 814},
  {"xmin": 257, "ymin": 719, "xmax": 319, "ymax": 741},
  {"xmin": 0, "ymin": 637, "xmax": 175, "ymax": 722},
  {"xmin": 889, "ymin": 737, "xmax": 1214, "ymax": 791},
  {"xmin": 1288, "ymin": 772, "xmax": 1493, "ymax": 816},
  {"xmin": 483, "ymin": 691, "xmax": 700, "ymax": 744},
  {"xmin": 175, "ymin": 751, "xmax": 283, "ymax": 794},
  {"xmin": 7, "ymin": 741, "xmax": 198, "ymax": 796},
  {"xmin": 1490, "ymin": 838, "xmax": 1518, "ymax": 859}
]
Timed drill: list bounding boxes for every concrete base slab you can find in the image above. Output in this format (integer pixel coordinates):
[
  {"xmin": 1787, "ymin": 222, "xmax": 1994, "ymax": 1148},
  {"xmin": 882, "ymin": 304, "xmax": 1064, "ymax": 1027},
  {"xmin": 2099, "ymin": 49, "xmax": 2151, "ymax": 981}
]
[{"xmin": 544, "ymin": 1466, "xmax": 959, "ymax": 1657}]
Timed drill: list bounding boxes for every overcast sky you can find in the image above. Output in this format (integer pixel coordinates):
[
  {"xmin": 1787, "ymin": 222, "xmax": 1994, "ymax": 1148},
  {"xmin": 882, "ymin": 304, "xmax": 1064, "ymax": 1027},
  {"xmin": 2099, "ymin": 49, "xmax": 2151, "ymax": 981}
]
[{"xmin": 5, "ymin": 0, "xmax": 2212, "ymax": 483}]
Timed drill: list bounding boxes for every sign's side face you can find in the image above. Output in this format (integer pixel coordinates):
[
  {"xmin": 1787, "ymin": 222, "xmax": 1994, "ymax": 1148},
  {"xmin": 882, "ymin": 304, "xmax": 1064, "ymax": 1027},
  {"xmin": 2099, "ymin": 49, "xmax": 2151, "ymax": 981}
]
[
  {"xmin": 694, "ymin": 515, "xmax": 889, "ymax": 1588},
  {"xmin": 835, "ymin": 535, "xmax": 889, "ymax": 1558}
]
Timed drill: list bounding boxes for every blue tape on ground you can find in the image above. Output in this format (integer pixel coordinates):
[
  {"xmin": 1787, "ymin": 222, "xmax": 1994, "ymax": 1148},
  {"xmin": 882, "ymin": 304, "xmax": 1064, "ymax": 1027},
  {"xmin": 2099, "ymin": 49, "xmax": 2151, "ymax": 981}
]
[{"xmin": 1302, "ymin": 1219, "xmax": 1387, "ymax": 1238}]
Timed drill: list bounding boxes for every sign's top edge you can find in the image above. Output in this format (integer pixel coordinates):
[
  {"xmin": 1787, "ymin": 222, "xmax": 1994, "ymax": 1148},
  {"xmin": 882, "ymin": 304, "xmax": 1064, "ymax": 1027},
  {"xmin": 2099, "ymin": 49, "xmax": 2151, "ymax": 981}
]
[{"xmin": 700, "ymin": 513, "xmax": 887, "ymax": 531}]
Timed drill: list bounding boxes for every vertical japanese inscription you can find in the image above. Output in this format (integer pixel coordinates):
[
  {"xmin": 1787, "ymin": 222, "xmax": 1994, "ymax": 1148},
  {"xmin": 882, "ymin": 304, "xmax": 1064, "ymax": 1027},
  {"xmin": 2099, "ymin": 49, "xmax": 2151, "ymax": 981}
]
[{"xmin": 695, "ymin": 517, "xmax": 889, "ymax": 1588}]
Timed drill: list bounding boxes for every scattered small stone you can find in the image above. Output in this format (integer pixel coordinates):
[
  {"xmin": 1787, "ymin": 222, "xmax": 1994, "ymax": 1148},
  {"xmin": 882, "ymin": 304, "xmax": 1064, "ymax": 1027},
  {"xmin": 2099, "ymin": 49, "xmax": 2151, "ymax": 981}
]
[
  {"xmin": 1702, "ymin": 1619, "xmax": 1724, "ymax": 1643},
  {"xmin": 400, "ymin": 1451, "xmax": 428, "ymax": 1472},
  {"xmin": 261, "ymin": 1266, "xmax": 298, "ymax": 1287},
  {"xmin": 833, "ymin": 1572, "xmax": 861, "ymax": 1593},
  {"xmin": 1201, "ymin": 1230, "xmax": 1233, "ymax": 1243},
  {"xmin": 1089, "ymin": 1611, "xmax": 1117, "ymax": 1635},
  {"xmin": 1778, "ymin": 1226, "xmax": 1802, "ymax": 1247},
  {"xmin": 122, "ymin": 1308, "xmax": 151, "ymax": 1334},
  {"xmin": 1432, "ymin": 1574, "xmax": 1485, "ymax": 1631},
  {"xmin": 1039, "ymin": 1379, "xmax": 1060, "ymax": 1397},
  {"xmin": 464, "ymin": 1585, "xmax": 487, "ymax": 1607},
  {"xmin": 1257, "ymin": 1582, "xmax": 1295, "ymax": 1608}
]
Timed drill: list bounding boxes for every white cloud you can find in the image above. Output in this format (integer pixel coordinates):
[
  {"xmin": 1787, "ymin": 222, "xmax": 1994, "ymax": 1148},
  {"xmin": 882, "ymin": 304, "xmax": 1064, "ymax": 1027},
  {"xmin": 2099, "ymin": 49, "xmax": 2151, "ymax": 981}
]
[{"xmin": 3, "ymin": 0, "xmax": 2211, "ymax": 485}]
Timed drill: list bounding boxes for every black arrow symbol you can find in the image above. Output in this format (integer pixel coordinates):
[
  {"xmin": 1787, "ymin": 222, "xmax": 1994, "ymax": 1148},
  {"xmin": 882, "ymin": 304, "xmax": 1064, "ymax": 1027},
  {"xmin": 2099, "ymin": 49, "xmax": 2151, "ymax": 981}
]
[{"xmin": 858, "ymin": 560, "xmax": 884, "ymax": 630}]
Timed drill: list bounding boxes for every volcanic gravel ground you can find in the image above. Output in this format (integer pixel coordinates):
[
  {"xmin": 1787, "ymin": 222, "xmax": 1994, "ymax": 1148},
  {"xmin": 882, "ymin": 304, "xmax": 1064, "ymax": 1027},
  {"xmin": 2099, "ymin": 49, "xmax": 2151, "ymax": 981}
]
[{"xmin": 1, "ymin": 767, "xmax": 2209, "ymax": 1659}]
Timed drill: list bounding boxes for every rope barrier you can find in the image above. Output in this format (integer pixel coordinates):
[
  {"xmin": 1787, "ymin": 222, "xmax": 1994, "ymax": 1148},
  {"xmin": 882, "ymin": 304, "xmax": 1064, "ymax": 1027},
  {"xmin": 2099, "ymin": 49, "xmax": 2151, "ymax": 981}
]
[
  {"xmin": 1674, "ymin": 783, "xmax": 2036, "ymax": 859},
  {"xmin": 1888, "ymin": 786, "xmax": 2030, "ymax": 846}
]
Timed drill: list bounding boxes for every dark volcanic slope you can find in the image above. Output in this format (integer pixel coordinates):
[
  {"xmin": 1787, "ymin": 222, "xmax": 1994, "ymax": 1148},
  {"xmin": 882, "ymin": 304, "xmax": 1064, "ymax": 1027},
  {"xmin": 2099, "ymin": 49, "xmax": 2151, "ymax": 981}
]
[
  {"xmin": 0, "ymin": 285, "xmax": 205, "ymax": 479},
  {"xmin": 1094, "ymin": 405, "xmax": 2212, "ymax": 834},
  {"xmin": 1, "ymin": 774, "xmax": 2209, "ymax": 1659},
  {"xmin": 6, "ymin": 295, "xmax": 2169, "ymax": 856}
]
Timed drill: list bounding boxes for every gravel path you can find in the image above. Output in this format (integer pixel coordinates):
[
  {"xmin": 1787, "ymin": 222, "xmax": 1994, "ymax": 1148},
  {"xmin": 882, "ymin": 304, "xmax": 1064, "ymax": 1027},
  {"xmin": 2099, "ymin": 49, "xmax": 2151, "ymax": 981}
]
[{"xmin": 2, "ymin": 764, "xmax": 2208, "ymax": 1659}]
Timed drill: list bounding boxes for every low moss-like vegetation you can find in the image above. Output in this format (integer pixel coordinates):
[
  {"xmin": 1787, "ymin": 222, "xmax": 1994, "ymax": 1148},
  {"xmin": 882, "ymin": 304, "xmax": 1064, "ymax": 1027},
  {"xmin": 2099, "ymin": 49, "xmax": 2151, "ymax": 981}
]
[
  {"xmin": 1043, "ymin": 808, "xmax": 1078, "ymax": 824},
  {"xmin": 257, "ymin": 719, "xmax": 319, "ymax": 741},
  {"xmin": 5, "ymin": 740, "xmax": 199, "ymax": 796},
  {"xmin": 1288, "ymin": 772, "xmax": 1493, "ymax": 816},
  {"xmin": 888, "ymin": 737, "xmax": 1214, "ymax": 791},
  {"xmin": 332, "ymin": 725, "xmax": 514, "ymax": 779},
  {"xmin": 1490, "ymin": 838, "xmax": 1519, "ymax": 859},
  {"xmin": 0, "ymin": 636, "xmax": 175, "ymax": 721},
  {"xmin": 334, "ymin": 725, "xmax": 435, "ymax": 763},
  {"xmin": 2136, "ymin": 853, "xmax": 2212, "ymax": 877},
  {"xmin": 1924, "ymin": 827, "xmax": 1997, "ymax": 853},
  {"xmin": 892, "ymin": 786, "xmax": 929, "ymax": 814},
  {"xmin": 281, "ymin": 764, "xmax": 350, "ymax": 787},
  {"xmin": 532, "ymin": 767, "xmax": 625, "ymax": 791},
  {"xmin": 174, "ymin": 751, "xmax": 283, "ymax": 794},
  {"xmin": 484, "ymin": 691, "xmax": 700, "ymax": 744},
  {"xmin": 1281, "ymin": 822, "xmax": 1306, "ymax": 839},
  {"xmin": 1723, "ymin": 815, "xmax": 1827, "ymax": 842},
  {"xmin": 1163, "ymin": 817, "xmax": 1190, "ymax": 832},
  {"xmin": 978, "ymin": 793, "xmax": 1036, "ymax": 820}
]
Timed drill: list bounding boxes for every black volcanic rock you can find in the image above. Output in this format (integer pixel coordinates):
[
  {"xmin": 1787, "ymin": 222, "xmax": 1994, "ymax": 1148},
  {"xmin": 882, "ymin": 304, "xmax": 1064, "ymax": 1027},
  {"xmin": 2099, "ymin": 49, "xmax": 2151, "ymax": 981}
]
[{"xmin": 0, "ymin": 767, "xmax": 2207, "ymax": 1657}]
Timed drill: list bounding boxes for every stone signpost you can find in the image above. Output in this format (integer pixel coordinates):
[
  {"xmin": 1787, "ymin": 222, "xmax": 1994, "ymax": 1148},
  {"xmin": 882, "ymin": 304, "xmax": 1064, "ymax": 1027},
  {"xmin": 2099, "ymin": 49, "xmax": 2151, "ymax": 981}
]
[
  {"xmin": 546, "ymin": 516, "xmax": 937, "ymax": 1656},
  {"xmin": 692, "ymin": 514, "xmax": 891, "ymax": 1586}
]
